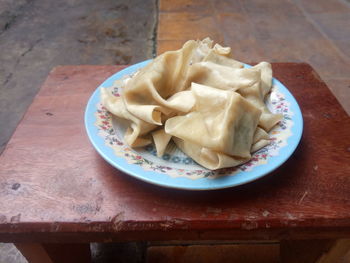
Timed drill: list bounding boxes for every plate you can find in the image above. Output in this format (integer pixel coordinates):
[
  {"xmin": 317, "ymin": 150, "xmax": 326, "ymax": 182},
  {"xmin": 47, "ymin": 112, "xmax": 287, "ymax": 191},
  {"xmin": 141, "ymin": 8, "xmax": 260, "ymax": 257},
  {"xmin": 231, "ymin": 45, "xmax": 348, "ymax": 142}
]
[{"xmin": 85, "ymin": 60, "xmax": 303, "ymax": 190}]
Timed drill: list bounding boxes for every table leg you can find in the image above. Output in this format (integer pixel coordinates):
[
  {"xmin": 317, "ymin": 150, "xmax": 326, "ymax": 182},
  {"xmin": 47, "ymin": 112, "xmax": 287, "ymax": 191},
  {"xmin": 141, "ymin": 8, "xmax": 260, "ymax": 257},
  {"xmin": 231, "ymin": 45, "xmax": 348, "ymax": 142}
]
[
  {"xmin": 317, "ymin": 239, "xmax": 350, "ymax": 263},
  {"xmin": 280, "ymin": 239, "xmax": 334, "ymax": 263},
  {"xmin": 14, "ymin": 243, "xmax": 91, "ymax": 263}
]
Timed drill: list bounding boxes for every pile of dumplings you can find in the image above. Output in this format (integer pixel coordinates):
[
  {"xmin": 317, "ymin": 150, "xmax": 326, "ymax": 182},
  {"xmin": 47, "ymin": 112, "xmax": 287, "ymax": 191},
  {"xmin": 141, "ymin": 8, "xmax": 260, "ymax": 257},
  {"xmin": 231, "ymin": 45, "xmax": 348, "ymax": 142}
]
[{"xmin": 101, "ymin": 38, "xmax": 282, "ymax": 170}]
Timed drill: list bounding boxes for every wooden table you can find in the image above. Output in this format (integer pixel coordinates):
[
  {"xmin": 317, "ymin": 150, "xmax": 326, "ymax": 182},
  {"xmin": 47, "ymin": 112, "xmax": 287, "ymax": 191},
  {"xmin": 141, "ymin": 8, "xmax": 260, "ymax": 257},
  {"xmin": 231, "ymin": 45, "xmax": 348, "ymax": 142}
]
[{"xmin": 0, "ymin": 63, "xmax": 349, "ymax": 262}]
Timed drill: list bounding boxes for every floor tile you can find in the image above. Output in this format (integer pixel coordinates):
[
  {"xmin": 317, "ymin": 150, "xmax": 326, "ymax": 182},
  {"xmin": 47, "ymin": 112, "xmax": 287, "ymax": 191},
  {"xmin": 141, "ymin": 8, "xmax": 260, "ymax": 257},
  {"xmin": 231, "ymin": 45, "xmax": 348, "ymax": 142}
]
[
  {"xmin": 217, "ymin": 13, "xmax": 266, "ymax": 62},
  {"xmin": 294, "ymin": 0, "xmax": 350, "ymax": 14},
  {"xmin": 158, "ymin": 12, "xmax": 224, "ymax": 42},
  {"xmin": 157, "ymin": 40, "xmax": 186, "ymax": 54},
  {"xmin": 159, "ymin": 0, "xmax": 212, "ymax": 13},
  {"xmin": 308, "ymin": 12, "xmax": 350, "ymax": 58}
]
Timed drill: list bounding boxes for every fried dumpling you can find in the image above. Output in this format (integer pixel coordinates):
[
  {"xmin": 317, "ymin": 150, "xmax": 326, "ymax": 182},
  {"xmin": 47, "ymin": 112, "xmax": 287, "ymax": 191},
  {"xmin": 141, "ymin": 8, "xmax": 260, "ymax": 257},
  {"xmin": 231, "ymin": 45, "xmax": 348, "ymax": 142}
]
[
  {"xmin": 165, "ymin": 83, "xmax": 261, "ymax": 159},
  {"xmin": 184, "ymin": 62, "xmax": 260, "ymax": 91},
  {"xmin": 101, "ymin": 88, "xmax": 156, "ymax": 147},
  {"xmin": 100, "ymin": 38, "xmax": 282, "ymax": 170},
  {"xmin": 152, "ymin": 128, "xmax": 172, "ymax": 157},
  {"xmin": 173, "ymin": 137, "xmax": 249, "ymax": 170},
  {"xmin": 122, "ymin": 40, "xmax": 207, "ymax": 125},
  {"xmin": 203, "ymin": 49, "xmax": 243, "ymax": 68},
  {"xmin": 251, "ymin": 127, "xmax": 270, "ymax": 153},
  {"xmin": 237, "ymin": 62, "xmax": 283, "ymax": 131}
]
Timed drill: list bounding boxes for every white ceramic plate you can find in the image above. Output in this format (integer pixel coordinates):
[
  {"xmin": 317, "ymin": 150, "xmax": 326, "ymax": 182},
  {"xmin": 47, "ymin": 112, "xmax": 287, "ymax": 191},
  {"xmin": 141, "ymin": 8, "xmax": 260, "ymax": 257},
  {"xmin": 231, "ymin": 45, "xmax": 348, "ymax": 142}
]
[{"xmin": 85, "ymin": 60, "xmax": 303, "ymax": 190}]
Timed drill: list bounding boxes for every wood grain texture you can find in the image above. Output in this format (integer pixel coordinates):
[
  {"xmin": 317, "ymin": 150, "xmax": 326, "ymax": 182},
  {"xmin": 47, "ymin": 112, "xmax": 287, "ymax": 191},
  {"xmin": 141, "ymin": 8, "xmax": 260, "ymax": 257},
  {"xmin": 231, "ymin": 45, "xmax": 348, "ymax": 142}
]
[{"xmin": 0, "ymin": 64, "xmax": 349, "ymax": 243}]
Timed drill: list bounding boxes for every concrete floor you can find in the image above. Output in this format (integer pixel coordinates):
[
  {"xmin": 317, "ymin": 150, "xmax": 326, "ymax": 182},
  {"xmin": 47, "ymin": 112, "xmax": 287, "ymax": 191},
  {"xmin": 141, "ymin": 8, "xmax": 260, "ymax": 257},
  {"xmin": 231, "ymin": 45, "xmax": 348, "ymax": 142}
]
[
  {"xmin": 0, "ymin": 0, "xmax": 157, "ymax": 154},
  {"xmin": 0, "ymin": 0, "xmax": 156, "ymax": 262},
  {"xmin": 0, "ymin": 243, "xmax": 27, "ymax": 263}
]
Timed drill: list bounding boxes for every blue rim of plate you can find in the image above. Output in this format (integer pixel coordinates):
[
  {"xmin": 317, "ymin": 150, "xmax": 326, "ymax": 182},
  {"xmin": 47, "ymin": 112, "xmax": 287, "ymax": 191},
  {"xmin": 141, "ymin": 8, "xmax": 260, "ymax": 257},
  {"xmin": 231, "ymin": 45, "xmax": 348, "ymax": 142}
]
[{"xmin": 84, "ymin": 60, "xmax": 303, "ymax": 190}]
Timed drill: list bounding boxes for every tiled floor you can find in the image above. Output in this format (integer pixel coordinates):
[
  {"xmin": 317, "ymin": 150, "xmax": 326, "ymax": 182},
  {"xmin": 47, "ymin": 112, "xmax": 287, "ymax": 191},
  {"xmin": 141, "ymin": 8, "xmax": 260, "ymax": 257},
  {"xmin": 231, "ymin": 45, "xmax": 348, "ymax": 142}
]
[{"xmin": 157, "ymin": 0, "xmax": 350, "ymax": 115}]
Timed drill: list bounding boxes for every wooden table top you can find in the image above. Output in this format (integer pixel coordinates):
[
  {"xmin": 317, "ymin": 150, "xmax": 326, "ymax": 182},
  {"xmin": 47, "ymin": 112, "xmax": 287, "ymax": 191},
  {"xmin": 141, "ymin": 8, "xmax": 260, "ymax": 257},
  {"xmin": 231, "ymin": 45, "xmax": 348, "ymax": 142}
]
[{"xmin": 0, "ymin": 63, "xmax": 349, "ymax": 243}]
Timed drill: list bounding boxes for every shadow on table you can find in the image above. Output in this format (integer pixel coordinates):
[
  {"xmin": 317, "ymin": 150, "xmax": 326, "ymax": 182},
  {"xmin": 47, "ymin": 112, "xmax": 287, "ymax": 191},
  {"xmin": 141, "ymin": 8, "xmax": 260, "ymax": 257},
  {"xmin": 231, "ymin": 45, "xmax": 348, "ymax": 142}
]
[{"xmin": 96, "ymin": 137, "xmax": 307, "ymax": 205}]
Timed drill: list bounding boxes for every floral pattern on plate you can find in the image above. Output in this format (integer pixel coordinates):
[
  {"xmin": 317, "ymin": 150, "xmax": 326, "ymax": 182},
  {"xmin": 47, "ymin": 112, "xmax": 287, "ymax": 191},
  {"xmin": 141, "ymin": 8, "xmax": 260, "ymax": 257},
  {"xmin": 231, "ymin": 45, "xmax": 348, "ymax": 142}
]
[{"xmin": 95, "ymin": 81, "xmax": 294, "ymax": 180}]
